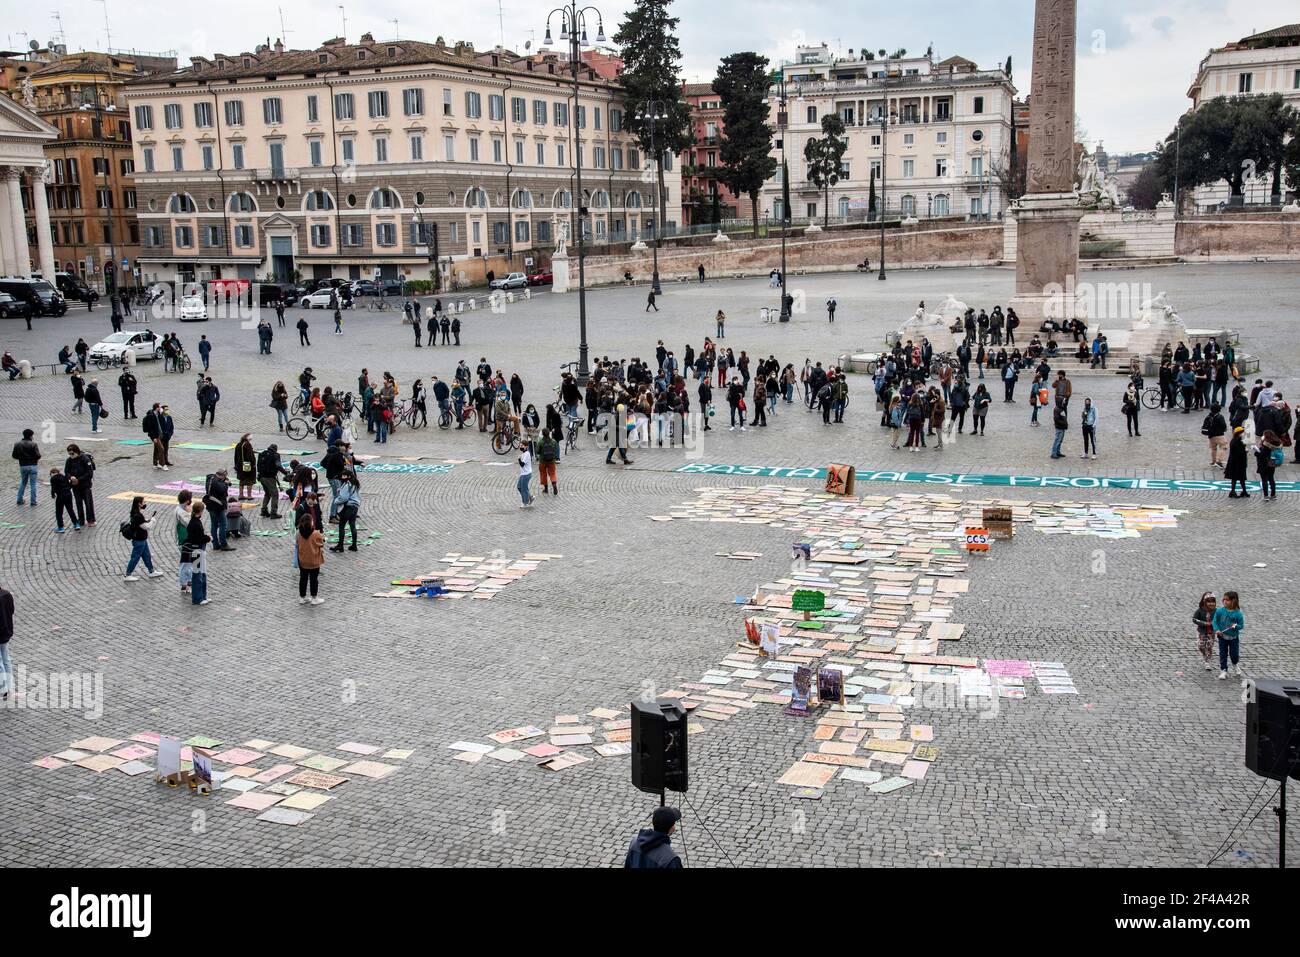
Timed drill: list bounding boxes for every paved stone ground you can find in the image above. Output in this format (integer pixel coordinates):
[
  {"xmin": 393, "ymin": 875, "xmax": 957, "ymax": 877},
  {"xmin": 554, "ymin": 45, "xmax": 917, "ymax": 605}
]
[{"xmin": 0, "ymin": 262, "xmax": 1296, "ymax": 867}]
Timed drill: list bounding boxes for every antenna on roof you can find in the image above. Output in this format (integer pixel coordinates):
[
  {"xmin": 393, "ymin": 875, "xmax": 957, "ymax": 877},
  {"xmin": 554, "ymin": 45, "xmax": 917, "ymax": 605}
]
[
  {"xmin": 338, "ymin": 4, "xmax": 347, "ymax": 44},
  {"xmin": 497, "ymin": 0, "xmax": 505, "ymax": 50},
  {"xmin": 278, "ymin": 7, "xmax": 292, "ymax": 44}
]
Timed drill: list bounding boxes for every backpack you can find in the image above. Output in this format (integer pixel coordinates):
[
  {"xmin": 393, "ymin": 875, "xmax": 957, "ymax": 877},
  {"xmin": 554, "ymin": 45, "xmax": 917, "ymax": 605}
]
[
  {"xmin": 119, "ymin": 520, "xmax": 135, "ymax": 541},
  {"xmin": 1008, "ymin": 315, "xmax": 1020, "ymax": 329},
  {"xmin": 1270, "ymin": 447, "xmax": 1284, "ymax": 468}
]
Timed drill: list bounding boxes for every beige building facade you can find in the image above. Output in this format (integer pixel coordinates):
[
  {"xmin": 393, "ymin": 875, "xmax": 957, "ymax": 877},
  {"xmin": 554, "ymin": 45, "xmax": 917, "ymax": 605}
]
[
  {"xmin": 1186, "ymin": 24, "xmax": 1300, "ymax": 209},
  {"xmin": 123, "ymin": 34, "xmax": 661, "ymax": 286},
  {"xmin": 761, "ymin": 46, "xmax": 1016, "ymax": 225}
]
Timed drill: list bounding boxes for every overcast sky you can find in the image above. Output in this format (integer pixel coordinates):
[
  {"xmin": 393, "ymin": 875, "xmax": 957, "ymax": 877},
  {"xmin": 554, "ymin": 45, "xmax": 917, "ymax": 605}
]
[{"xmin": 4, "ymin": 0, "xmax": 1275, "ymax": 153}]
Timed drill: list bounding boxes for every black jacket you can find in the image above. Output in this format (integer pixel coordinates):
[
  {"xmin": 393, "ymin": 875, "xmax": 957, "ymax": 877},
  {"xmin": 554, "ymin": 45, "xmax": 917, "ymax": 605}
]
[
  {"xmin": 624, "ymin": 829, "xmax": 682, "ymax": 868},
  {"xmin": 84, "ymin": 384, "xmax": 102, "ymax": 406},
  {"xmin": 432, "ymin": 380, "xmax": 450, "ymax": 402},
  {"xmin": 11, "ymin": 439, "xmax": 40, "ymax": 467},
  {"xmin": 257, "ymin": 448, "xmax": 286, "ymax": 480},
  {"xmin": 0, "ymin": 586, "xmax": 12, "ymax": 644},
  {"xmin": 118, "ymin": 372, "xmax": 137, "ymax": 395},
  {"xmin": 1052, "ymin": 407, "xmax": 1069, "ymax": 430},
  {"xmin": 204, "ymin": 475, "xmax": 230, "ymax": 512},
  {"xmin": 1201, "ymin": 412, "xmax": 1227, "ymax": 439},
  {"xmin": 322, "ymin": 446, "xmax": 346, "ymax": 481},
  {"xmin": 142, "ymin": 410, "xmax": 161, "ymax": 438},
  {"xmin": 65, "ymin": 452, "xmax": 95, "ymax": 489}
]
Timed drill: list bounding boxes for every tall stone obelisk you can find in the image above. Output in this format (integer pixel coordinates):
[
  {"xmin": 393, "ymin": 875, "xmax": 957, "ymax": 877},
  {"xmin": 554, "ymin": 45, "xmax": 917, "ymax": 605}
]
[{"xmin": 1009, "ymin": 0, "xmax": 1086, "ymax": 322}]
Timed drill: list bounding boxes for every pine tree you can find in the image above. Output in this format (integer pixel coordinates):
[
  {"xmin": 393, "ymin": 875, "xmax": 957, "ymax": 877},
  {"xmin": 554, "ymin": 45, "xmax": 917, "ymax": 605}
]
[
  {"xmin": 614, "ymin": 0, "xmax": 693, "ymax": 238},
  {"xmin": 714, "ymin": 51, "xmax": 779, "ymax": 237}
]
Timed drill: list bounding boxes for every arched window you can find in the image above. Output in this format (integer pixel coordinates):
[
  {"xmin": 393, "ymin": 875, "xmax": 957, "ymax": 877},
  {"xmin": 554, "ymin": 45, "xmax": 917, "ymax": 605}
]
[
  {"xmin": 168, "ymin": 193, "xmax": 196, "ymax": 214},
  {"xmin": 933, "ymin": 194, "xmax": 950, "ymax": 217},
  {"xmin": 512, "ymin": 188, "xmax": 532, "ymax": 209},
  {"xmin": 447, "ymin": 190, "xmax": 457, "ymax": 207},
  {"xmin": 553, "ymin": 189, "xmax": 571, "ymax": 209},
  {"xmin": 625, "ymin": 190, "xmax": 642, "ymax": 209},
  {"xmin": 228, "ymin": 191, "xmax": 257, "ymax": 213},
  {"xmin": 591, "ymin": 190, "xmax": 609, "ymax": 209},
  {"xmin": 369, "ymin": 187, "xmax": 400, "ymax": 209},
  {"xmin": 900, "ymin": 194, "xmax": 917, "ymax": 216},
  {"xmin": 305, "ymin": 189, "xmax": 335, "ymax": 211},
  {"xmin": 465, "ymin": 187, "xmax": 488, "ymax": 209},
  {"xmin": 837, "ymin": 196, "xmax": 850, "ymax": 219}
]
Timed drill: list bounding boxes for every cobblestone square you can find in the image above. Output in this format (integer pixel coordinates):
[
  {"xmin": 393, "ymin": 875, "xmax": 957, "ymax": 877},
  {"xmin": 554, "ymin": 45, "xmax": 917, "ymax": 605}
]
[{"xmin": 1, "ymin": 262, "xmax": 1297, "ymax": 867}]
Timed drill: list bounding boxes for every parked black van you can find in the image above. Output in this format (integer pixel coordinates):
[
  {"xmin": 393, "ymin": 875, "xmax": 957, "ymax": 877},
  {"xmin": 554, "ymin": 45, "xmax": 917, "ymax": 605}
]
[{"xmin": 0, "ymin": 278, "xmax": 67, "ymax": 316}]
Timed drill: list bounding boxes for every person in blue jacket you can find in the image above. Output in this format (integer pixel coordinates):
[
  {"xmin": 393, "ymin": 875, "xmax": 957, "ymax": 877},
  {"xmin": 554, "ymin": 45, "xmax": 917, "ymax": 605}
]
[{"xmin": 1212, "ymin": 591, "xmax": 1245, "ymax": 680}]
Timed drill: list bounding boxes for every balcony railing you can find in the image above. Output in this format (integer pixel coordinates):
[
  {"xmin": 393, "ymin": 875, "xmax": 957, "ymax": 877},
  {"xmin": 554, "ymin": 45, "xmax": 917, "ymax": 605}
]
[{"xmin": 254, "ymin": 167, "xmax": 299, "ymax": 182}]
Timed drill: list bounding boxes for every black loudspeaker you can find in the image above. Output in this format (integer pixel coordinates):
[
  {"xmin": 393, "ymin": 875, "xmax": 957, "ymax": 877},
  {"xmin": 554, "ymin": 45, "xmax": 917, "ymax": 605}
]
[
  {"xmin": 1246, "ymin": 680, "xmax": 1300, "ymax": 781},
  {"xmin": 631, "ymin": 700, "xmax": 688, "ymax": 795}
]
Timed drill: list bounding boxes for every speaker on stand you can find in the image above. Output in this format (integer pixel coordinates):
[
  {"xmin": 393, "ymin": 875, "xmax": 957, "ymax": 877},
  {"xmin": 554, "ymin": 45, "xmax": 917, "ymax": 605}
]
[
  {"xmin": 1245, "ymin": 680, "xmax": 1299, "ymax": 869},
  {"xmin": 631, "ymin": 700, "xmax": 688, "ymax": 804}
]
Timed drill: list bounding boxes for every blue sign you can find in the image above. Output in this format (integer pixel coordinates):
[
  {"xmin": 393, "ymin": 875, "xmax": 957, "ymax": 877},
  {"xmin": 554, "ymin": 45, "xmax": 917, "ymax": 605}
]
[{"xmin": 674, "ymin": 463, "xmax": 1297, "ymax": 495}]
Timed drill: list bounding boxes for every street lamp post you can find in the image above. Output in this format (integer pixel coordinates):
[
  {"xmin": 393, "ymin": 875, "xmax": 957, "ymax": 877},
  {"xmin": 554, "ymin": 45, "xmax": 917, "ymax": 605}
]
[
  {"xmin": 776, "ymin": 75, "xmax": 790, "ymax": 320},
  {"xmin": 545, "ymin": 2, "xmax": 605, "ymax": 386},
  {"xmin": 636, "ymin": 99, "xmax": 669, "ymax": 295},
  {"xmin": 878, "ymin": 61, "xmax": 893, "ymax": 281}
]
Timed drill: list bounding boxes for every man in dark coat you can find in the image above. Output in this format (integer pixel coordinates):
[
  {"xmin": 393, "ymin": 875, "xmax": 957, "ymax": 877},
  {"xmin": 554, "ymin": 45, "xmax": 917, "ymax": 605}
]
[
  {"xmin": 624, "ymin": 807, "xmax": 683, "ymax": 868},
  {"xmin": 118, "ymin": 369, "xmax": 138, "ymax": 418},
  {"xmin": 0, "ymin": 584, "xmax": 14, "ymax": 700}
]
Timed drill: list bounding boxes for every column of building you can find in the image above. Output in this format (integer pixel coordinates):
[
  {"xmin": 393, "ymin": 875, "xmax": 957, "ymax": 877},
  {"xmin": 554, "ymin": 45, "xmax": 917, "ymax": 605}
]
[{"xmin": 0, "ymin": 165, "xmax": 55, "ymax": 279}]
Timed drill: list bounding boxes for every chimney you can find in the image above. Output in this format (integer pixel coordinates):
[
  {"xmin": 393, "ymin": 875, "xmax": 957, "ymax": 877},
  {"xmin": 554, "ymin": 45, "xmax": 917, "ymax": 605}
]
[{"xmin": 273, "ymin": 39, "xmax": 284, "ymax": 54}]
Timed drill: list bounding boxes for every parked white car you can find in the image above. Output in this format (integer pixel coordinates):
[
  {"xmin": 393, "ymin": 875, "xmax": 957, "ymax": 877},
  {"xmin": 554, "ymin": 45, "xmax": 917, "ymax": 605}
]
[
  {"xmin": 88, "ymin": 329, "xmax": 161, "ymax": 363},
  {"xmin": 178, "ymin": 295, "xmax": 208, "ymax": 321},
  {"xmin": 300, "ymin": 288, "xmax": 349, "ymax": 309},
  {"xmin": 489, "ymin": 272, "xmax": 528, "ymax": 290}
]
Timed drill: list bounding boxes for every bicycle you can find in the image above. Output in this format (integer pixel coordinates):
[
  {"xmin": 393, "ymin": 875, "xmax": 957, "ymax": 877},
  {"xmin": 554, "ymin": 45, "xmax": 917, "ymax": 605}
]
[
  {"xmin": 285, "ymin": 416, "xmax": 312, "ymax": 441},
  {"xmin": 291, "ymin": 393, "xmax": 310, "ymax": 416},
  {"xmin": 564, "ymin": 412, "xmax": 582, "ymax": 453},
  {"xmin": 367, "ymin": 298, "xmax": 394, "ymax": 313},
  {"xmin": 439, "ymin": 404, "xmax": 473, "ymax": 430},
  {"xmin": 401, "ymin": 401, "xmax": 427, "ymax": 430},
  {"xmin": 491, "ymin": 421, "xmax": 521, "ymax": 456},
  {"xmin": 166, "ymin": 352, "xmax": 193, "ymax": 373},
  {"xmin": 91, "ymin": 354, "xmax": 124, "ymax": 371}
]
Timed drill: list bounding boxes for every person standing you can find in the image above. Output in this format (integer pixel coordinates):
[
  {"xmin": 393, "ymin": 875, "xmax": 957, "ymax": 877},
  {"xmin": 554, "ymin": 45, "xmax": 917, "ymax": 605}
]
[
  {"xmin": 275, "ymin": 299, "xmax": 286, "ymax": 328},
  {"xmin": 1002, "ymin": 362, "xmax": 1018, "ymax": 402},
  {"xmin": 949, "ymin": 379, "xmax": 970, "ymax": 434},
  {"xmin": 84, "ymin": 379, "xmax": 105, "ymax": 433},
  {"xmin": 198, "ymin": 376, "xmax": 220, "ymax": 427},
  {"xmin": 296, "ymin": 515, "xmax": 326, "ymax": 604},
  {"xmin": 64, "ymin": 444, "xmax": 97, "ymax": 527},
  {"xmin": 234, "ymin": 434, "xmax": 257, "ymax": 500},
  {"xmin": 143, "ymin": 403, "xmax": 165, "ymax": 469},
  {"xmin": 1122, "ymin": 384, "xmax": 1142, "ymax": 438},
  {"xmin": 12, "ymin": 428, "xmax": 40, "ymax": 507},
  {"xmin": 646, "ymin": 288, "xmax": 658, "ymax": 312},
  {"xmin": 604, "ymin": 404, "xmax": 634, "ymax": 466},
  {"xmin": 971, "ymin": 383, "xmax": 991, "ymax": 437},
  {"xmin": 1212, "ymin": 591, "xmax": 1244, "ymax": 680},
  {"xmin": 117, "ymin": 368, "xmax": 138, "ymax": 419},
  {"xmin": 537, "ymin": 428, "xmax": 560, "ymax": 495},
  {"xmin": 1202, "ymin": 403, "xmax": 1228, "ymax": 467},
  {"xmin": 123, "ymin": 496, "xmax": 164, "ymax": 582},
  {"xmin": 451, "ymin": 314, "xmax": 461, "ymax": 346},
  {"xmin": 257, "ymin": 444, "xmax": 288, "ymax": 519},
  {"xmin": 0, "ymin": 584, "xmax": 13, "ymax": 701},
  {"xmin": 1053, "ymin": 371, "xmax": 1072, "ymax": 413},
  {"xmin": 258, "ymin": 318, "xmax": 274, "ymax": 354},
  {"xmin": 175, "ymin": 490, "xmax": 193, "ymax": 594},
  {"xmin": 440, "ymin": 313, "xmax": 451, "ymax": 345},
  {"xmin": 203, "ymin": 469, "xmax": 235, "ymax": 550},
  {"xmin": 1050, "ymin": 400, "xmax": 1069, "ymax": 458},
  {"xmin": 1192, "ymin": 592, "xmax": 1217, "ymax": 672},
  {"xmin": 271, "ymin": 381, "xmax": 290, "ymax": 433},
  {"xmin": 1255, "ymin": 430, "xmax": 1282, "ymax": 501},
  {"xmin": 197, "ymin": 335, "xmax": 212, "ymax": 371},
  {"xmin": 728, "ymin": 377, "xmax": 747, "ymax": 431},
  {"xmin": 74, "ymin": 337, "xmax": 89, "ymax": 371},
  {"xmin": 330, "ymin": 469, "xmax": 361, "ymax": 551},
  {"xmin": 184, "ymin": 502, "xmax": 211, "ymax": 605},
  {"xmin": 827, "ymin": 298, "xmax": 837, "ymax": 323},
  {"xmin": 1225, "ymin": 427, "xmax": 1249, "ymax": 498},
  {"xmin": 698, "ymin": 263, "xmax": 706, "ymax": 283},
  {"xmin": 296, "ymin": 314, "xmax": 311, "ymax": 346},
  {"xmin": 333, "ymin": 304, "xmax": 343, "ymax": 335},
  {"xmin": 517, "ymin": 440, "xmax": 534, "ymax": 508},
  {"xmin": 715, "ymin": 310, "xmax": 725, "ymax": 339},
  {"xmin": 157, "ymin": 405, "xmax": 175, "ymax": 468},
  {"xmin": 50, "ymin": 466, "xmax": 76, "ymax": 532},
  {"xmin": 625, "ymin": 807, "xmax": 684, "ymax": 868},
  {"xmin": 425, "ymin": 307, "xmax": 438, "ymax": 346},
  {"xmin": 1080, "ymin": 398, "xmax": 1098, "ymax": 459}
]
